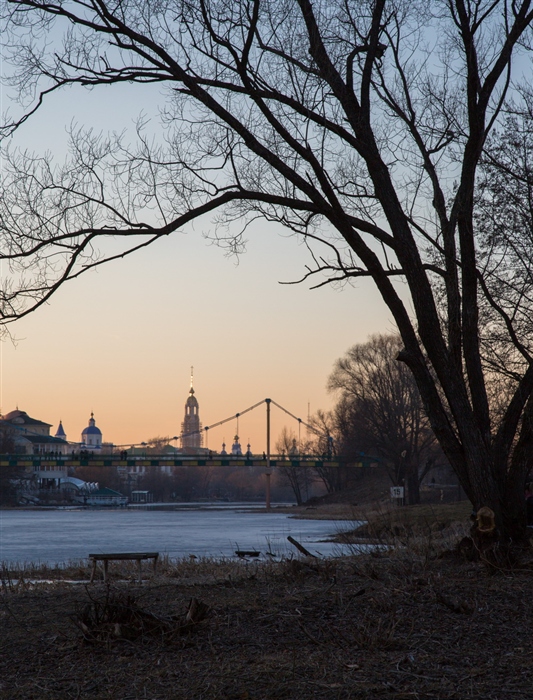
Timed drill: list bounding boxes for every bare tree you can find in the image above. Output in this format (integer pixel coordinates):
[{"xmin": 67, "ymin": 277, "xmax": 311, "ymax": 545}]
[
  {"xmin": 138, "ymin": 469, "xmax": 174, "ymax": 501},
  {"xmin": 275, "ymin": 426, "xmax": 312, "ymax": 505},
  {"xmin": 145, "ymin": 436, "xmax": 172, "ymax": 452},
  {"xmin": 306, "ymin": 409, "xmax": 349, "ymax": 493},
  {"xmin": 2, "ymin": 1, "xmax": 533, "ymax": 540},
  {"xmin": 74, "ymin": 464, "xmax": 123, "ymax": 491},
  {"xmin": 475, "ymin": 107, "xmax": 533, "ymax": 378},
  {"xmin": 0, "ymin": 422, "xmax": 17, "ymax": 454},
  {"xmin": 329, "ymin": 334, "xmax": 439, "ymax": 505},
  {"xmin": 0, "ymin": 423, "xmax": 20, "ymax": 504}
]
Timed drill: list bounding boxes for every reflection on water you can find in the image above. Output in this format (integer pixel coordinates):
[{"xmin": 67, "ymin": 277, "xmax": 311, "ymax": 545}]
[{"xmin": 0, "ymin": 506, "xmax": 364, "ymax": 565}]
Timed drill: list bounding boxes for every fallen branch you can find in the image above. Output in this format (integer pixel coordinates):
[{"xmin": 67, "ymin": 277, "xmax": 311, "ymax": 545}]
[{"xmin": 287, "ymin": 536, "xmax": 317, "ymax": 558}]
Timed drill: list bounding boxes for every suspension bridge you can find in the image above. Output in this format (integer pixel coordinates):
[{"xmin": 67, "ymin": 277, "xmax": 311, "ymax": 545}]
[
  {"xmin": 0, "ymin": 399, "xmax": 333, "ymax": 466},
  {"xmin": 0, "ymin": 399, "xmax": 375, "ymax": 504},
  {"xmin": 1, "ymin": 398, "xmax": 377, "ymax": 508},
  {"xmin": 0, "ymin": 397, "xmax": 376, "ymax": 470}
]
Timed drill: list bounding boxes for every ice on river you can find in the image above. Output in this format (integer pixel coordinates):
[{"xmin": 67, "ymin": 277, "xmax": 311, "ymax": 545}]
[{"xmin": 0, "ymin": 505, "xmax": 367, "ymax": 565}]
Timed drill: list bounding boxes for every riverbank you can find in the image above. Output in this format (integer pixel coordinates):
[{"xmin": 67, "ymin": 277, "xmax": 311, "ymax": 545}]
[
  {"xmin": 3, "ymin": 541, "xmax": 533, "ymax": 699},
  {"xmin": 274, "ymin": 499, "xmax": 473, "ymax": 537}
]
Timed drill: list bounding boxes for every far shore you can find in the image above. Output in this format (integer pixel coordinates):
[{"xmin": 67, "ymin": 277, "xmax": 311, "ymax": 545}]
[
  {"xmin": 1, "ymin": 498, "xmax": 472, "ymax": 528},
  {"xmin": 0, "ymin": 501, "xmax": 359, "ymax": 518}
]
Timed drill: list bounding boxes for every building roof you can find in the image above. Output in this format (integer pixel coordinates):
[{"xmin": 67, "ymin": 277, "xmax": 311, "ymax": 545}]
[
  {"xmin": 22, "ymin": 434, "xmax": 68, "ymax": 446},
  {"xmin": 60, "ymin": 477, "xmax": 97, "ymax": 490},
  {"xmin": 89, "ymin": 487, "xmax": 125, "ymax": 497},
  {"xmin": 55, "ymin": 421, "xmax": 66, "ymax": 438},
  {"xmin": 1, "ymin": 410, "xmax": 52, "ymax": 428},
  {"xmin": 82, "ymin": 425, "xmax": 102, "ymax": 435}
]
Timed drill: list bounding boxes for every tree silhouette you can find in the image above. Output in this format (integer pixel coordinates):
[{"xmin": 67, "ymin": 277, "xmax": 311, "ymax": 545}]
[
  {"xmin": 2, "ymin": 0, "xmax": 533, "ymax": 540},
  {"xmin": 329, "ymin": 334, "xmax": 439, "ymax": 504}
]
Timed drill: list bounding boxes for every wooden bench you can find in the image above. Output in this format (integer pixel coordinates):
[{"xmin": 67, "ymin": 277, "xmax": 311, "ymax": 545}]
[{"xmin": 89, "ymin": 552, "xmax": 159, "ymax": 583}]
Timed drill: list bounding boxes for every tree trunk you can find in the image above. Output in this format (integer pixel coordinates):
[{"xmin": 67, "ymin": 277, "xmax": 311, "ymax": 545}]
[{"xmin": 455, "ymin": 450, "xmax": 529, "ymax": 544}]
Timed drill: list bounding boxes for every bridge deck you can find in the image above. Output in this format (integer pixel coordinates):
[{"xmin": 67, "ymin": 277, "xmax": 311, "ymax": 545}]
[{"xmin": 0, "ymin": 457, "xmax": 371, "ymax": 468}]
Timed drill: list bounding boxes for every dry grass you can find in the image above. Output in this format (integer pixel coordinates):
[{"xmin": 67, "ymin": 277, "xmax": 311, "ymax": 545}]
[
  {"xmin": 3, "ymin": 541, "xmax": 533, "ymax": 699},
  {"xmin": 0, "ymin": 554, "xmax": 260, "ymax": 589},
  {"xmin": 334, "ymin": 501, "xmax": 473, "ymax": 545}
]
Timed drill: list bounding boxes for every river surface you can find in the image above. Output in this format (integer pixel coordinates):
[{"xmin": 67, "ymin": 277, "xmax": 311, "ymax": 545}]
[{"xmin": 0, "ymin": 505, "xmax": 362, "ymax": 565}]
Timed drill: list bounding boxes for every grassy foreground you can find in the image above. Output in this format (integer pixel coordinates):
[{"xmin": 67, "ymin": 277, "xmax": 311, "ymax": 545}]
[
  {"xmin": 347, "ymin": 501, "xmax": 474, "ymax": 540},
  {"xmin": 2, "ymin": 502, "xmax": 533, "ymax": 699}
]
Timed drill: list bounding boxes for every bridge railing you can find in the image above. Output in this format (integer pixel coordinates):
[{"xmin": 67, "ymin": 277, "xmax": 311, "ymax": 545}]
[
  {"xmin": 0, "ymin": 453, "xmax": 380, "ymax": 469},
  {"xmin": 0, "ymin": 451, "xmax": 336, "ymax": 461}
]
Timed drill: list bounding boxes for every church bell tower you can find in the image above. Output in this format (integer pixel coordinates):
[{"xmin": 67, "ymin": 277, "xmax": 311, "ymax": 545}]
[{"xmin": 181, "ymin": 367, "xmax": 203, "ymax": 450}]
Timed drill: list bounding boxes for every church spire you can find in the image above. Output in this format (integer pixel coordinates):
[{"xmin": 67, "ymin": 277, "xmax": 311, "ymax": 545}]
[
  {"xmin": 55, "ymin": 420, "xmax": 67, "ymax": 441},
  {"xmin": 181, "ymin": 369, "xmax": 202, "ymax": 450}
]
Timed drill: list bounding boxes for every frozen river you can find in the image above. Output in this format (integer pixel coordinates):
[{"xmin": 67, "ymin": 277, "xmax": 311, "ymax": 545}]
[{"xmin": 0, "ymin": 505, "xmax": 362, "ymax": 565}]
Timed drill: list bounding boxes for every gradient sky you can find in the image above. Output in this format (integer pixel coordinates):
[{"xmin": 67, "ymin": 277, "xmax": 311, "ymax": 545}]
[
  {"xmin": 0, "ymin": 49, "xmax": 396, "ymax": 452},
  {"xmin": 0, "ymin": 227, "xmax": 394, "ymax": 451}
]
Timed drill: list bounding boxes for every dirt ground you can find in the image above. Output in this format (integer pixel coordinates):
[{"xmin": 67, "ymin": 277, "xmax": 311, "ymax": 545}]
[{"xmin": 2, "ymin": 541, "xmax": 533, "ymax": 700}]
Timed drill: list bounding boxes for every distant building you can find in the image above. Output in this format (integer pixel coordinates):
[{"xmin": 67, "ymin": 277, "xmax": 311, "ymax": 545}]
[
  {"xmin": 0, "ymin": 409, "xmax": 70, "ymax": 488},
  {"xmin": 55, "ymin": 420, "xmax": 67, "ymax": 441},
  {"xmin": 1, "ymin": 409, "xmax": 69, "ymax": 456},
  {"xmin": 181, "ymin": 369, "xmax": 203, "ymax": 451},
  {"xmin": 81, "ymin": 412, "xmax": 103, "ymax": 452},
  {"xmin": 231, "ymin": 434, "xmax": 243, "ymax": 456},
  {"xmin": 81, "ymin": 486, "xmax": 128, "ymax": 507},
  {"xmin": 2, "ymin": 409, "xmax": 50, "ymax": 437},
  {"xmin": 59, "ymin": 476, "xmax": 98, "ymax": 497},
  {"xmin": 131, "ymin": 490, "xmax": 153, "ymax": 504}
]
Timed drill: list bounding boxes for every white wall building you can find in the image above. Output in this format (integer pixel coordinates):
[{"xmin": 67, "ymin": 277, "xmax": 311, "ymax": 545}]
[{"xmin": 81, "ymin": 412, "xmax": 103, "ymax": 452}]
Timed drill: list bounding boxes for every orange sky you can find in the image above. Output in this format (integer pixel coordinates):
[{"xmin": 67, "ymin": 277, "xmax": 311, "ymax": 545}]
[{"xmin": 0, "ymin": 225, "xmax": 394, "ymax": 452}]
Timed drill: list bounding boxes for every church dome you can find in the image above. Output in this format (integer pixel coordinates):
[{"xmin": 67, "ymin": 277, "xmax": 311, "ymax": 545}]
[
  {"xmin": 82, "ymin": 412, "xmax": 102, "ymax": 436},
  {"xmin": 82, "ymin": 425, "xmax": 102, "ymax": 435},
  {"xmin": 186, "ymin": 388, "xmax": 199, "ymax": 406}
]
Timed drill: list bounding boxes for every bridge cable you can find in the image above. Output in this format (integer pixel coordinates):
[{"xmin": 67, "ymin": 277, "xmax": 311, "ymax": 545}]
[
  {"xmin": 115, "ymin": 398, "xmax": 327, "ymax": 447},
  {"xmin": 269, "ymin": 400, "xmax": 327, "ymax": 438}
]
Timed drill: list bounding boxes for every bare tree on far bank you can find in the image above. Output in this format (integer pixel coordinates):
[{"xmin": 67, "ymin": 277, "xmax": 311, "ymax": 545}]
[
  {"xmin": 3, "ymin": 1, "xmax": 533, "ymax": 540},
  {"xmin": 74, "ymin": 465, "xmax": 123, "ymax": 493},
  {"xmin": 275, "ymin": 426, "xmax": 313, "ymax": 505},
  {"xmin": 0, "ymin": 424, "xmax": 19, "ymax": 504},
  {"xmin": 329, "ymin": 334, "xmax": 441, "ymax": 505},
  {"xmin": 304, "ymin": 409, "xmax": 348, "ymax": 495}
]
